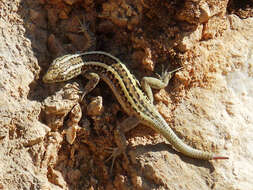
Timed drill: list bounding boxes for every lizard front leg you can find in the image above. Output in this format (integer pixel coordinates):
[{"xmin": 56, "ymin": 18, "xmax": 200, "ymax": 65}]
[
  {"xmin": 141, "ymin": 67, "xmax": 182, "ymax": 103},
  {"xmin": 80, "ymin": 72, "xmax": 100, "ymax": 101}
]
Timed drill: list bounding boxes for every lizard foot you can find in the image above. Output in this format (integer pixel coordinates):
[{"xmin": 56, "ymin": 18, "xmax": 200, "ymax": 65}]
[{"xmin": 105, "ymin": 147, "xmax": 123, "ymax": 173}]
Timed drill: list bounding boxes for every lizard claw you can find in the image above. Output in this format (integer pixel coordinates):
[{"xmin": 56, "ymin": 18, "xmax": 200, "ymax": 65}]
[
  {"xmin": 155, "ymin": 65, "xmax": 182, "ymax": 81},
  {"xmin": 105, "ymin": 147, "xmax": 123, "ymax": 173},
  {"xmin": 76, "ymin": 16, "xmax": 88, "ymax": 33},
  {"xmin": 164, "ymin": 66, "xmax": 183, "ymax": 80}
]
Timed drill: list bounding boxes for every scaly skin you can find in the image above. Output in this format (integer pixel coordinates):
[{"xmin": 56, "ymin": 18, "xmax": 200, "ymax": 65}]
[{"xmin": 43, "ymin": 51, "xmax": 228, "ymax": 161}]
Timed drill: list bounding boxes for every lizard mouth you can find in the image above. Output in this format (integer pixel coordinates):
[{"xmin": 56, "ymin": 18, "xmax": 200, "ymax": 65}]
[{"xmin": 42, "ymin": 72, "xmax": 56, "ymax": 83}]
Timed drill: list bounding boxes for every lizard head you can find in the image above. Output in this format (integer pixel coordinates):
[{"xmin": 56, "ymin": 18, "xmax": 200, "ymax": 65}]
[{"xmin": 43, "ymin": 54, "xmax": 84, "ymax": 83}]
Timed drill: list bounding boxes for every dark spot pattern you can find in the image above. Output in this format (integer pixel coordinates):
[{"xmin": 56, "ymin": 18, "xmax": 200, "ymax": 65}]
[{"xmin": 110, "ymin": 63, "xmax": 155, "ymax": 118}]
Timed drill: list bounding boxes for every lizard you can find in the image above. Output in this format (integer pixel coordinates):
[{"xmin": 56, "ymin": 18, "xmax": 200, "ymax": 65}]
[{"xmin": 43, "ymin": 51, "xmax": 228, "ymax": 170}]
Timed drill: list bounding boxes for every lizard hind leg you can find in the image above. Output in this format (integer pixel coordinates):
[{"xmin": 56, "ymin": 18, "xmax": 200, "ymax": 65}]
[{"xmin": 105, "ymin": 116, "xmax": 140, "ymax": 173}]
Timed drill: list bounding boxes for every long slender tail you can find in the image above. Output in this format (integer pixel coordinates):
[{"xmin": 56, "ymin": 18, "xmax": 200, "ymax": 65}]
[{"xmin": 155, "ymin": 115, "xmax": 228, "ymax": 160}]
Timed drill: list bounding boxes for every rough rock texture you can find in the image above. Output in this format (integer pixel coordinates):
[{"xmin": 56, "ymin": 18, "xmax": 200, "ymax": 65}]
[{"xmin": 0, "ymin": 0, "xmax": 253, "ymax": 189}]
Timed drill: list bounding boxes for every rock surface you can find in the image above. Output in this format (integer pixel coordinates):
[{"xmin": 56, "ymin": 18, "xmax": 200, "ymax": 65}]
[{"xmin": 0, "ymin": 0, "xmax": 253, "ymax": 189}]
